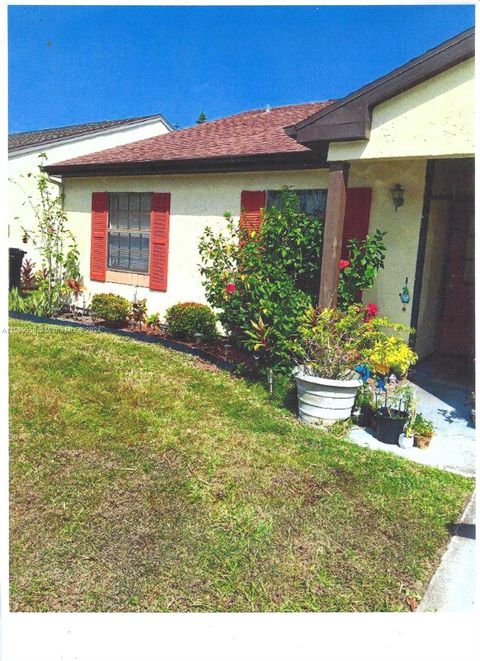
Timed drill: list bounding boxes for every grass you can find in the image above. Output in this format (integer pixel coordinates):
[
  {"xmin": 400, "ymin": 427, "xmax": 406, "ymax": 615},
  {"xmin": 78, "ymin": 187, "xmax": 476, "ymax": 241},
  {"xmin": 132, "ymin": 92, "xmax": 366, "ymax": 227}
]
[{"xmin": 9, "ymin": 318, "xmax": 473, "ymax": 612}]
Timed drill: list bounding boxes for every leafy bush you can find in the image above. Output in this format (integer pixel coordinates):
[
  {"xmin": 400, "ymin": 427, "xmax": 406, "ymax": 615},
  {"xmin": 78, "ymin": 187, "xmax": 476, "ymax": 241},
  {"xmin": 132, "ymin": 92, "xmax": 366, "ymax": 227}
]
[
  {"xmin": 199, "ymin": 187, "xmax": 323, "ymax": 370},
  {"xmin": 293, "ymin": 305, "xmax": 366, "ymax": 379},
  {"xmin": 11, "ymin": 154, "xmax": 82, "ymax": 316},
  {"xmin": 165, "ymin": 302, "xmax": 218, "ymax": 342},
  {"xmin": 292, "ymin": 304, "xmax": 417, "ymax": 380},
  {"xmin": 338, "ymin": 230, "xmax": 386, "ymax": 310},
  {"xmin": 90, "ymin": 293, "xmax": 131, "ymax": 326}
]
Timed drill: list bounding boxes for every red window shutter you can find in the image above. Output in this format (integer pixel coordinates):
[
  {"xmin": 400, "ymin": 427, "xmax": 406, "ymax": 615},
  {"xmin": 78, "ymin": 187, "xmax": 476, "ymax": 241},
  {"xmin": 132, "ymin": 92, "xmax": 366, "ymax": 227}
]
[
  {"xmin": 90, "ymin": 192, "xmax": 108, "ymax": 282},
  {"xmin": 341, "ymin": 188, "xmax": 373, "ymax": 259},
  {"xmin": 240, "ymin": 191, "xmax": 266, "ymax": 235},
  {"xmin": 149, "ymin": 192, "xmax": 171, "ymax": 291}
]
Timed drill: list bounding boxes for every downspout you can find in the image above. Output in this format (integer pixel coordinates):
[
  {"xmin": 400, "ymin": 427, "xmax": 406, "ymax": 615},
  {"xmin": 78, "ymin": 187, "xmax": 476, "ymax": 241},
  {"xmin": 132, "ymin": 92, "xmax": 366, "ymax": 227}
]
[{"xmin": 46, "ymin": 174, "xmax": 64, "ymax": 208}]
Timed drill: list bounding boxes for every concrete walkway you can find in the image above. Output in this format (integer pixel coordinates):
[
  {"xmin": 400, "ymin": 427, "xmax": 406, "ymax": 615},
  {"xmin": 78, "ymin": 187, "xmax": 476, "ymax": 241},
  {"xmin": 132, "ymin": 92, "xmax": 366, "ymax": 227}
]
[
  {"xmin": 418, "ymin": 493, "xmax": 476, "ymax": 612},
  {"xmin": 348, "ymin": 369, "xmax": 475, "ymax": 476}
]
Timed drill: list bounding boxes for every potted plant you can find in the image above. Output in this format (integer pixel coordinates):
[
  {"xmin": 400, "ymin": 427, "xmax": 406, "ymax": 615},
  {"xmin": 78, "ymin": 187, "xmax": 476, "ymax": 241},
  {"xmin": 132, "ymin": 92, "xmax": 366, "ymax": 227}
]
[
  {"xmin": 292, "ymin": 306, "xmax": 365, "ymax": 424},
  {"xmin": 352, "ymin": 368, "xmax": 378, "ymax": 428},
  {"xmin": 412, "ymin": 414, "xmax": 435, "ymax": 449},
  {"xmin": 375, "ymin": 383, "xmax": 415, "ymax": 445}
]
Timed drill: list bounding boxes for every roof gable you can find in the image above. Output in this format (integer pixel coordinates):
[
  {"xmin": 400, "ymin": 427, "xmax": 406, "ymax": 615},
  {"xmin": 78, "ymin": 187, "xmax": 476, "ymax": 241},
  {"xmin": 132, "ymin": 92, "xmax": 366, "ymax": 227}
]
[{"xmin": 286, "ymin": 27, "xmax": 474, "ymax": 148}]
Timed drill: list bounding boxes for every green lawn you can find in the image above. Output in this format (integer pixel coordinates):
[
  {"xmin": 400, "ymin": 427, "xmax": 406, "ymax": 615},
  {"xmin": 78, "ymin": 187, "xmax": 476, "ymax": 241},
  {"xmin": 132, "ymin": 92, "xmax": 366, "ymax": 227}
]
[{"xmin": 9, "ymin": 319, "xmax": 473, "ymax": 612}]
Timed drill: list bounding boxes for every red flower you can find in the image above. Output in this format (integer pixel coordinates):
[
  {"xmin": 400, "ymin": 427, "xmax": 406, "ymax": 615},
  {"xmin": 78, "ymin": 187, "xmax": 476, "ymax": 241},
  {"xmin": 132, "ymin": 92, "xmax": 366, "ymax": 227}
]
[
  {"xmin": 226, "ymin": 282, "xmax": 237, "ymax": 294},
  {"xmin": 339, "ymin": 260, "xmax": 350, "ymax": 270},
  {"xmin": 364, "ymin": 303, "xmax": 378, "ymax": 322}
]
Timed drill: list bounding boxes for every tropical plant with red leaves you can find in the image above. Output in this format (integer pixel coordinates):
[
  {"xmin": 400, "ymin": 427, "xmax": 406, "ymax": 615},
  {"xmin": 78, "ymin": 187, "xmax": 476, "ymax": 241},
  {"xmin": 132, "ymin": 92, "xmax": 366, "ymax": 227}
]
[
  {"xmin": 130, "ymin": 298, "xmax": 148, "ymax": 331},
  {"xmin": 20, "ymin": 258, "xmax": 36, "ymax": 290}
]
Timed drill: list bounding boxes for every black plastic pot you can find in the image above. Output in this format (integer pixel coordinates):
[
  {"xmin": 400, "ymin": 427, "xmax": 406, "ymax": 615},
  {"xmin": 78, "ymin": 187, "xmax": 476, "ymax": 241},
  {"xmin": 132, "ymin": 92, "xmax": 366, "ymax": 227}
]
[
  {"xmin": 375, "ymin": 408, "xmax": 408, "ymax": 444},
  {"xmin": 354, "ymin": 407, "xmax": 373, "ymax": 428}
]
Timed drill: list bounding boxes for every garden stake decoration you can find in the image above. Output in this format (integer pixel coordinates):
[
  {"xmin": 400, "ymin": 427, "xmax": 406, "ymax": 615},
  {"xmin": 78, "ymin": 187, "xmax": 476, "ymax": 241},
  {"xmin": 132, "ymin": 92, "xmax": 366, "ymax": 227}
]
[
  {"xmin": 267, "ymin": 369, "xmax": 273, "ymax": 395},
  {"xmin": 399, "ymin": 277, "xmax": 410, "ymax": 311}
]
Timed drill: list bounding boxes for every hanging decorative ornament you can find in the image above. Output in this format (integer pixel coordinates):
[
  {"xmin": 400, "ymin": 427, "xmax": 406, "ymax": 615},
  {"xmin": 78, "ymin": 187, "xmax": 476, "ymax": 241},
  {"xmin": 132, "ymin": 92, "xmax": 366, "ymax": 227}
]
[{"xmin": 399, "ymin": 277, "xmax": 410, "ymax": 311}]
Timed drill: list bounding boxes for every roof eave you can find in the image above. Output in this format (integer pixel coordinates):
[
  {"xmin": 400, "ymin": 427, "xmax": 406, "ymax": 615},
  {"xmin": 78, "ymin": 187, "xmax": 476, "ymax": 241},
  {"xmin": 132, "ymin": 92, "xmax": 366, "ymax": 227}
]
[
  {"xmin": 8, "ymin": 114, "xmax": 175, "ymax": 158},
  {"xmin": 43, "ymin": 150, "xmax": 330, "ymax": 178},
  {"xmin": 289, "ymin": 27, "xmax": 474, "ymax": 147}
]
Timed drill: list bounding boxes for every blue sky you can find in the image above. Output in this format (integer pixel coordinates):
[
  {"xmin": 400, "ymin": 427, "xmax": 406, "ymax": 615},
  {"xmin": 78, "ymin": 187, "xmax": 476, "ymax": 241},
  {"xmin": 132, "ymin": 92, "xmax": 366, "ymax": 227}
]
[{"xmin": 8, "ymin": 5, "xmax": 475, "ymax": 133}]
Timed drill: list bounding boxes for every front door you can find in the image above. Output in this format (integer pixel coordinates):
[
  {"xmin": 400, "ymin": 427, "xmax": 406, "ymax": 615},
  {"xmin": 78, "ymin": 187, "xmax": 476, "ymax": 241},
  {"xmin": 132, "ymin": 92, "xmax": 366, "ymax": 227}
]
[{"xmin": 438, "ymin": 196, "xmax": 475, "ymax": 356}]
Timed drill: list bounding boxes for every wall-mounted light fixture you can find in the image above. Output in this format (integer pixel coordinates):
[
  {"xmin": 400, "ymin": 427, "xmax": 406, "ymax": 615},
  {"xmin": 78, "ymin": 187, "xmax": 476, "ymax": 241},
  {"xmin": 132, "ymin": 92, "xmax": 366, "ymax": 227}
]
[{"xmin": 390, "ymin": 183, "xmax": 405, "ymax": 212}]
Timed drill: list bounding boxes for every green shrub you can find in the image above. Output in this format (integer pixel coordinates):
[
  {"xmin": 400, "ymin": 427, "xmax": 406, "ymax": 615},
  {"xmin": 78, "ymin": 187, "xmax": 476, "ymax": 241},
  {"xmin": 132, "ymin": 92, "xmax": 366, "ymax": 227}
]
[
  {"xmin": 165, "ymin": 302, "xmax": 218, "ymax": 342},
  {"xmin": 199, "ymin": 187, "xmax": 323, "ymax": 371},
  {"xmin": 90, "ymin": 293, "xmax": 131, "ymax": 326}
]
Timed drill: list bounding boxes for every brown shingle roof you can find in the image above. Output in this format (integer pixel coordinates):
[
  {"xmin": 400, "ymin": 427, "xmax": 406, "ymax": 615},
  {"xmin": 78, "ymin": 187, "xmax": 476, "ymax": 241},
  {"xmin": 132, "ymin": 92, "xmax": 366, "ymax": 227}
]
[
  {"xmin": 9, "ymin": 114, "xmax": 173, "ymax": 153},
  {"xmin": 48, "ymin": 101, "xmax": 332, "ymax": 169}
]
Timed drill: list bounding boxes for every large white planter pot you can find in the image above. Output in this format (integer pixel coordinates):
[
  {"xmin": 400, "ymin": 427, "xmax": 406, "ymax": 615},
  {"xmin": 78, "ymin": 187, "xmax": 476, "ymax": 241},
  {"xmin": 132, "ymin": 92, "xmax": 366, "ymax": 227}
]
[{"xmin": 293, "ymin": 367, "xmax": 361, "ymax": 424}]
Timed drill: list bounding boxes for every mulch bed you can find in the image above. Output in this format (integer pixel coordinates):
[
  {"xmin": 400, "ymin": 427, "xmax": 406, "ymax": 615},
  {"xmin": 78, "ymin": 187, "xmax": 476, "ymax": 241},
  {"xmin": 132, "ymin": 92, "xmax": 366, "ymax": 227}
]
[{"xmin": 10, "ymin": 310, "xmax": 254, "ymax": 373}]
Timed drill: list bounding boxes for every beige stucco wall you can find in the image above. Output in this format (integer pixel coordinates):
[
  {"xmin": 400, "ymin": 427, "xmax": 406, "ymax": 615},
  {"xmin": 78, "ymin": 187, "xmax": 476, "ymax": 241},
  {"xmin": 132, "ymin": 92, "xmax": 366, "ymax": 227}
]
[
  {"xmin": 8, "ymin": 117, "xmax": 172, "ymax": 262},
  {"xmin": 61, "ymin": 160, "xmax": 426, "ymax": 325},
  {"xmin": 328, "ymin": 58, "xmax": 474, "ymax": 162},
  {"xmin": 63, "ymin": 170, "xmax": 330, "ymax": 312}
]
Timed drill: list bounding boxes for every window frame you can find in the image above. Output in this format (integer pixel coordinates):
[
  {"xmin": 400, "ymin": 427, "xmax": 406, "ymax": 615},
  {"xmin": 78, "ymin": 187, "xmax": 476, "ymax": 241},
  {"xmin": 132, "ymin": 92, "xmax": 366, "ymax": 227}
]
[
  {"xmin": 265, "ymin": 188, "xmax": 327, "ymax": 219},
  {"xmin": 107, "ymin": 192, "xmax": 152, "ymax": 275}
]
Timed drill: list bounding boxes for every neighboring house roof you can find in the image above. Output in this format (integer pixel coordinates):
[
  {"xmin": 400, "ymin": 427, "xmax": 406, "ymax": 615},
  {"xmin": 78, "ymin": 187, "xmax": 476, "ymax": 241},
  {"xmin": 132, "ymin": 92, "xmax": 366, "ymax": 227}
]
[
  {"xmin": 43, "ymin": 101, "xmax": 333, "ymax": 176},
  {"xmin": 9, "ymin": 113, "xmax": 175, "ymax": 155},
  {"xmin": 286, "ymin": 27, "xmax": 474, "ymax": 147}
]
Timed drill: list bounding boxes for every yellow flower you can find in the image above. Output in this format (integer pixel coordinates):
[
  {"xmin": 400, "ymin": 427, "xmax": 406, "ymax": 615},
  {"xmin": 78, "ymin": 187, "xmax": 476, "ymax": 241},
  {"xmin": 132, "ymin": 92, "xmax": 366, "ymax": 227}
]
[
  {"xmin": 364, "ymin": 337, "xmax": 417, "ymax": 376},
  {"xmin": 250, "ymin": 231, "xmax": 256, "ymax": 238},
  {"xmin": 240, "ymin": 274, "xmax": 247, "ymax": 281}
]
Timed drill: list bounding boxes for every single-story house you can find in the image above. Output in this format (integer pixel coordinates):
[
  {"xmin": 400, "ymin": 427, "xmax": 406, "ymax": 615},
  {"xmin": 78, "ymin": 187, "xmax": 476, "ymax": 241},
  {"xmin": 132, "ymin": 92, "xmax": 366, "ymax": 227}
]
[
  {"xmin": 8, "ymin": 113, "xmax": 174, "ymax": 261},
  {"xmin": 44, "ymin": 27, "xmax": 474, "ymax": 362}
]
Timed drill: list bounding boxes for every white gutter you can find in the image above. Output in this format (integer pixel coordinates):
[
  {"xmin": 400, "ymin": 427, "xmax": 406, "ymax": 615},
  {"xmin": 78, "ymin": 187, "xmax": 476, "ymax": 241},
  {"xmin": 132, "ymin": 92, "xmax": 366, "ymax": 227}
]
[{"xmin": 46, "ymin": 174, "xmax": 64, "ymax": 208}]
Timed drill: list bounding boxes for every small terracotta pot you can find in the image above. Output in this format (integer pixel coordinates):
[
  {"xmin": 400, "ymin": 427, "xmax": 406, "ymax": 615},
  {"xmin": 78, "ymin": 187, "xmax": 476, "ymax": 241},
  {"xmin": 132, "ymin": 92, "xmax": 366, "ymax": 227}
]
[{"xmin": 414, "ymin": 435, "xmax": 432, "ymax": 449}]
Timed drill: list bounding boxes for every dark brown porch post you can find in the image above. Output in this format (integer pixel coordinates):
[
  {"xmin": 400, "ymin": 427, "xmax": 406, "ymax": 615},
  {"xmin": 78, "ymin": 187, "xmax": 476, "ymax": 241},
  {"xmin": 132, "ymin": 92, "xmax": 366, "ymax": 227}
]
[{"xmin": 318, "ymin": 161, "xmax": 350, "ymax": 308}]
